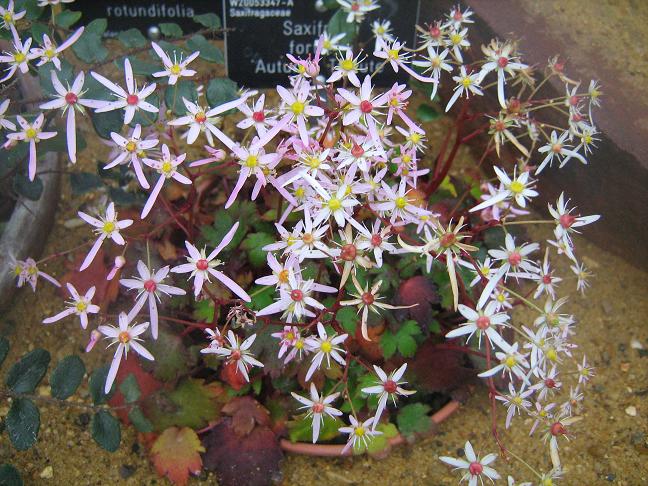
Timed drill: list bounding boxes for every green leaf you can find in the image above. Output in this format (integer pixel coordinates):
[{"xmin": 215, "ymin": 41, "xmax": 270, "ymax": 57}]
[
  {"xmin": 142, "ymin": 327, "xmax": 189, "ymax": 381},
  {"xmin": 91, "ymin": 410, "xmax": 121, "ymax": 452},
  {"xmin": 165, "ymin": 80, "xmax": 198, "ymax": 116},
  {"xmin": 6, "ymin": 399, "xmax": 40, "ymax": 451},
  {"xmin": 193, "ymin": 13, "xmax": 221, "ymax": 29},
  {"xmin": 241, "ymin": 232, "xmax": 273, "ymax": 268},
  {"xmin": 380, "ymin": 331, "xmax": 397, "ymax": 360},
  {"xmin": 128, "ymin": 406, "xmax": 153, "ymax": 433},
  {"xmin": 31, "ymin": 22, "xmax": 49, "ymax": 43},
  {"xmin": 91, "ymin": 110, "xmax": 123, "ymax": 140},
  {"xmin": 186, "ymin": 34, "xmax": 224, "ymax": 63},
  {"xmin": 117, "ymin": 28, "xmax": 147, "ymax": 48},
  {"xmin": 50, "ymin": 355, "xmax": 85, "ymax": 400},
  {"xmin": 159, "ymin": 22, "xmax": 183, "ymax": 38},
  {"xmin": 288, "ymin": 414, "xmax": 341, "ymax": 443},
  {"xmin": 0, "ymin": 463, "xmax": 23, "ymax": 486},
  {"xmin": 72, "ymin": 21, "xmax": 107, "ymax": 63},
  {"xmin": 13, "ymin": 174, "xmax": 43, "ymax": 201},
  {"xmin": 0, "ymin": 337, "xmax": 9, "ymax": 368},
  {"xmin": 38, "ymin": 60, "xmax": 74, "ymax": 97},
  {"xmin": 202, "ymin": 201, "xmax": 257, "ymax": 250},
  {"xmin": 246, "ymin": 285, "xmax": 274, "ymax": 312},
  {"xmin": 85, "ymin": 18, "xmax": 108, "ymax": 35},
  {"xmin": 380, "ymin": 320, "xmax": 421, "ymax": 359},
  {"xmin": 206, "ymin": 77, "xmax": 238, "ymax": 107},
  {"xmin": 416, "ymin": 104, "xmax": 440, "ymax": 122},
  {"xmin": 89, "ymin": 364, "xmax": 115, "ymax": 405},
  {"xmin": 70, "ymin": 172, "xmax": 103, "ymax": 195},
  {"xmin": 396, "ymin": 403, "xmax": 431, "ymax": 437},
  {"xmin": 54, "ymin": 10, "xmax": 81, "ymax": 28},
  {"xmin": 119, "ymin": 373, "xmax": 141, "ymax": 403},
  {"xmin": 193, "ymin": 299, "xmax": 215, "ymax": 321},
  {"xmin": 337, "ymin": 306, "xmax": 359, "ymax": 334},
  {"xmin": 5, "ymin": 349, "xmax": 50, "ymax": 394},
  {"xmin": 326, "ymin": 9, "xmax": 356, "ymax": 45}
]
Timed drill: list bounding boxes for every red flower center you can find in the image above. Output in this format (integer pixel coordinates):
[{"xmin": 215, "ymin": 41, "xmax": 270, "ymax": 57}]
[
  {"xmin": 290, "ymin": 289, "xmax": 304, "ymax": 302},
  {"xmin": 144, "ymin": 279, "xmax": 157, "ymax": 292},
  {"xmin": 383, "ymin": 379, "xmax": 397, "ymax": 393},
  {"xmin": 196, "ymin": 259, "xmax": 209, "ymax": 271},
  {"xmin": 497, "ymin": 56, "xmax": 508, "ymax": 68},
  {"xmin": 542, "ymin": 275, "xmax": 553, "ymax": 284},
  {"xmin": 195, "ymin": 112, "xmax": 207, "ymax": 123},
  {"xmin": 312, "ymin": 402, "xmax": 325, "ymax": 414},
  {"xmin": 494, "ymin": 120, "xmax": 505, "ymax": 132},
  {"xmin": 559, "ymin": 214, "xmax": 576, "ymax": 228},
  {"xmin": 572, "ymin": 113, "xmax": 583, "ymax": 122},
  {"xmin": 550, "ymin": 422, "xmax": 566, "ymax": 436},
  {"xmin": 340, "ymin": 244, "xmax": 357, "ymax": 261},
  {"xmin": 65, "ymin": 92, "xmax": 78, "ymax": 104},
  {"xmin": 545, "ymin": 378, "xmax": 556, "ymax": 388},
  {"xmin": 429, "ymin": 26, "xmax": 441, "ymax": 38},
  {"xmin": 508, "ymin": 252, "xmax": 522, "ymax": 266},
  {"xmin": 230, "ymin": 349, "xmax": 241, "ymax": 361},
  {"xmin": 468, "ymin": 462, "xmax": 483, "ymax": 475},
  {"xmin": 252, "ymin": 111, "xmax": 265, "ymax": 122},
  {"xmin": 351, "ymin": 2, "xmax": 359, "ymax": 11},
  {"xmin": 360, "ymin": 100, "xmax": 373, "ymax": 113},
  {"xmin": 361, "ymin": 292, "xmax": 375, "ymax": 305},
  {"xmin": 569, "ymin": 95, "xmax": 579, "ymax": 106},
  {"xmin": 440, "ymin": 232, "xmax": 456, "ymax": 248},
  {"xmin": 370, "ymin": 234, "xmax": 382, "ymax": 247},
  {"xmin": 453, "ymin": 10, "xmax": 463, "ymax": 20},
  {"xmin": 126, "ymin": 94, "xmax": 139, "ymax": 105},
  {"xmin": 476, "ymin": 316, "xmax": 490, "ymax": 330},
  {"xmin": 351, "ymin": 143, "xmax": 365, "ymax": 158}
]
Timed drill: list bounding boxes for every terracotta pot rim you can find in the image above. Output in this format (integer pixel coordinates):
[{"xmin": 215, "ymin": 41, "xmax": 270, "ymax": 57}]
[{"xmin": 279, "ymin": 399, "xmax": 460, "ymax": 457}]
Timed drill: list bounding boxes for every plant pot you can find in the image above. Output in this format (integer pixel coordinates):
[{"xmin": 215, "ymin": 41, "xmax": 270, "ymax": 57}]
[
  {"xmin": 0, "ymin": 73, "xmax": 61, "ymax": 311},
  {"xmin": 279, "ymin": 400, "xmax": 460, "ymax": 456}
]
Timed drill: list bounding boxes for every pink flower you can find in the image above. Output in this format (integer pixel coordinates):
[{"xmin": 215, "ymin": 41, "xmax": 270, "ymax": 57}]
[
  {"xmin": 141, "ymin": 144, "xmax": 192, "ymax": 218},
  {"xmin": 31, "ymin": 27, "xmax": 84, "ymax": 70},
  {"xmin": 5, "ymin": 114, "xmax": 57, "ymax": 181},
  {"xmin": 204, "ymin": 330, "xmax": 263, "ymax": 382},
  {"xmin": 78, "ymin": 202, "xmax": 133, "ymax": 271},
  {"xmin": 361, "ymin": 364, "xmax": 415, "ymax": 428},
  {"xmin": 106, "ymin": 124, "xmax": 159, "ymax": 189},
  {"xmin": 42, "ymin": 283, "xmax": 100, "ymax": 329},
  {"xmin": 170, "ymin": 222, "xmax": 251, "ymax": 301}
]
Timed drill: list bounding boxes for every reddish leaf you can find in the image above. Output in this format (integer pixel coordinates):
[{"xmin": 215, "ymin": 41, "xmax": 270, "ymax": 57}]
[
  {"xmin": 202, "ymin": 419, "xmax": 283, "ymax": 486},
  {"xmin": 221, "ymin": 396, "xmax": 270, "ymax": 437},
  {"xmin": 396, "ymin": 276, "xmax": 439, "ymax": 325},
  {"xmin": 220, "ymin": 361, "xmax": 248, "ymax": 391},
  {"xmin": 58, "ymin": 248, "xmax": 120, "ymax": 310},
  {"xmin": 108, "ymin": 354, "xmax": 162, "ymax": 423},
  {"xmin": 408, "ymin": 341, "xmax": 475, "ymax": 393},
  {"xmin": 151, "ymin": 427, "xmax": 205, "ymax": 486}
]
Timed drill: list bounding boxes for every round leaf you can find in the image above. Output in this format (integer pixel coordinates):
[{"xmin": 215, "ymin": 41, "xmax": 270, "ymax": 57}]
[
  {"xmin": 13, "ymin": 174, "xmax": 43, "ymax": 201},
  {"xmin": 89, "ymin": 365, "xmax": 115, "ymax": 405},
  {"xmin": 206, "ymin": 78, "xmax": 238, "ymax": 107},
  {"xmin": 91, "ymin": 410, "xmax": 121, "ymax": 452},
  {"xmin": 193, "ymin": 13, "xmax": 221, "ymax": 29},
  {"xmin": 5, "ymin": 349, "xmax": 50, "ymax": 394},
  {"xmin": 6, "ymin": 399, "xmax": 40, "ymax": 451},
  {"xmin": 0, "ymin": 463, "xmax": 23, "ymax": 486},
  {"xmin": 50, "ymin": 355, "xmax": 86, "ymax": 400}
]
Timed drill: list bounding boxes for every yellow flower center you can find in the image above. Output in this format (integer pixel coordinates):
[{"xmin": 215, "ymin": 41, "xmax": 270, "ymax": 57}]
[
  {"xmin": 395, "ymin": 196, "xmax": 407, "ymax": 209},
  {"xmin": 323, "ymin": 40, "xmax": 332, "ymax": 50},
  {"xmin": 388, "ymin": 49, "xmax": 400, "ymax": 60},
  {"xmin": 286, "ymin": 236, "xmax": 296, "ymax": 246},
  {"xmin": 302, "ymin": 233, "xmax": 314, "ymax": 245},
  {"xmin": 3, "ymin": 12, "xmax": 12, "ymax": 23},
  {"xmin": 103, "ymin": 221, "xmax": 116, "ymax": 234},
  {"xmin": 389, "ymin": 97, "xmax": 399, "ymax": 107},
  {"xmin": 409, "ymin": 133, "xmax": 421, "ymax": 144},
  {"xmin": 308, "ymin": 156, "xmax": 321, "ymax": 169},
  {"xmin": 125, "ymin": 141, "xmax": 137, "ymax": 152},
  {"xmin": 13, "ymin": 265, "xmax": 22, "ymax": 276},
  {"xmin": 76, "ymin": 301, "xmax": 88, "ymax": 312},
  {"xmin": 497, "ymin": 293, "xmax": 505, "ymax": 302},
  {"xmin": 297, "ymin": 64, "xmax": 306, "ymax": 74},
  {"xmin": 505, "ymin": 356, "xmax": 516, "ymax": 368},
  {"xmin": 431, "ymin": 57, "xmax": 441, "ymax": 68},
  {"xmin": 14, "ymin": 52, "xmax": 25, "ymax": 63},
  {"xmin": 295, "ymin": 339, "xmax": 304, "ymax": 349},
  {"xmin": 461, "ymin": 77, "xmax": 472, "ymax": 88},
  {"xmin": 376, "ymin": 26, "xmax": 385, "ymax": 35},
  {"xmin": 509, "ymin": 180, "xmax": 524, "ymax": 194},
  {"xmin": 285, "ymin": 332, "xmax": 295, "ymax": 341},
  {"xmin": 328, "ymin": 198, "xmax": 342, "ymax": 211},
  {"xmin": 320, "ymin": 341, "xmax": 332, "ymax": 353},
  {"xmin": 278, "ymin": 269, "xmax": 289, "ymax": 284},
  {"xmin": 354, "ymin": 426, "xmax": 365, "ymax": 437},
  {"xmin": 546, "ymin": 348, "xmax": 558, "ymax": 362},
  {"xmin": 340, "ymin": 59, "xmax": 355, "ymax": 71},
  {"xmin": 291, "ymin": 101, "xmax": 305, "ymax": 115},
  {"xmin": 118, "ymin": 331, "xmax": 131, "ymax": 343},
  {"xmin": 402, "ymin": 154, "xmax": 411, "ymax": 163},
  {"xmin": 170, "ymin": 64, "xmax": 181, "ymax": 75},
  {"xmin": 543, "ymin": 480, "xmax": 553, "ymax": 486},
  {"xmin": 512, "ymin": 396, "xmax": 523, "ymax": 405},
  {"xmin": 294, "ymin": 187, "xmax": 305, "ymax": 199},
  {"xmin": 44, "ymin": 48, "xmax": 56, "ymax": 59},
  {"xmin": 27, "ymin": 266, "xmax": 38, "ymax": 275},
  {"xmin": 159, "ymin": 161, "xmax": 172, "ymax": 174},
  {"xmin": 25, "ymin": 128, "xmax": 37, "ymax": 139},
  {"xmin": 450, "ymin": 33, "xmax": 462, "ymax": 45},
  {"xmin": 244, "ymin": 155, "xmax": 258, "ymax": 168}
]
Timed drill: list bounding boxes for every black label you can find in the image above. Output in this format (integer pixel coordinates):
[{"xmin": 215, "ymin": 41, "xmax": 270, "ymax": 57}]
[{"xmin": 222, "ymin": 0, "xmax": 421, "ymax": 87}]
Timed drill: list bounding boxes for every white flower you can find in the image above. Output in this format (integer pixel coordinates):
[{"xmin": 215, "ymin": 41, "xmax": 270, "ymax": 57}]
[
  {"xmin": 151, "ymin": 42, "xmax": 199, "ymax": 85},
  {"xmin": 337, "ymin": 75, "xmax": 388, "ymax": 149},
  {"xmin": 30, "ymin": 28, "xmax": 84, "ymax": 70},
  {"xmin": 0, "ymin": 1, "xmax": 25, "ymax": 33},
  {"xmin": 338, "ymin": 416, "xmax": 381, "ymax": 454},
  {"xmin": 98, "ymin": 313, "xmax": 154, "ymax": 393},
  {"xmin": 570, "ymin": 261, "xmax": 592, "ymax": 295},
  {"xmin": 304, "ymin": 174, "xmax": 360, "ymax": 228},
  {"xmin": 91, "ymin": 58, "xmax": 158, "ymax": 125},
  {"xmin": 327, "ymin": 50, "xmax": 365, "ymax": 87},
  {"xmin": 205, "ymin": 330, "xmax": 263, "ymax": 382},
  {"xmin": 106, "ymin": 124, "xmax": 159, "ymax": 189},
  {"xmin": 255, "ymin": 253, "xmax": 298, "ymax": 288},
  {"xmin": 412, "ymin": 46, "xmax": 452, "ymax": 100},
  {"xmin": 5, "ymin": 114, "xmax": 57, "ymax": 181},
  {"xmin": 478, "ymin": 342, "xmax": 530, "ymax": 384},
  {"xmin": 536, "ymin": 130, "xmax": 587, "ymax": 174},
  {"xmin": 445, "ymin": 28, "xmax": 470, "ymax": 62},
  {"xmin": 291, "ymin": 383, "xmax": 342, "ymax": 443},
  {"xmin": 488, "ymin": 233, "xmax": 539, "ymax": 279},
  {"xmin": 479, "ymin": 40, "xmax": 528, "ymax": 108},
  {"xmin": 42, "ymin": 283, "xmax": 99, "ymax": 329},
  {"xmin": 470, "ymin": 166, "xmax": 538, "ymax": 212},
  {"xmin": 304, "ymin": 322, "xmax": 347, "ymax": 381},
  {"xmin": 439, "ymin": 441, "xmax": 500, "ymax": 486},
  {"xmin": 10, "ymin": 257, "xmax": 60, "ymax": 292},
  {"xmin": 0, "ymin": 32, "xmax": 34, "ymax": 83},
  {"xmin": 171, "ymin": 224, "xmax": 250, "ymax": 301},
  {"xmin": 548, "ymin": 192, "xmax": 600, "ymax": 245},
  {"xmin": 361, "ymin": 364, "xmax": 415, "ymax": 427},
  {"xmin": 120, "ymin": 260, "xmax": 186, "ymax": 339},
  {"xmin": 0, "ymin": 99, "xmax": 16, "ymax": 131},
  {"xmin": 141, "ymin": 144, "xmax": 192, "ymax": 218},
  {"xmin": 78, "ymin": 202, "xmax": 133, "ymax": 271},
  {"xmin": 318, "ymin": 31, "xmax": 349, "ymax": 55},
  {"xmin": 446, "ymin": 65, "xmax": 483, "ymax": 112},
  {"xmin": 495, "ymin": 382, "xmax": 533, "ymax": 428},
  {"xmin": 236, "ymin": 93, "xmax": 274, "ymax": 136},
  {"xmin": 337, "ymin": 0, "xmax": 379, "ymax": 23},
  {"xmin": 445, "ymin": 301, "xmax": 511, "ymax": 351},
  {"xmin": 39, "ymin": 71, "xmax": 104, "ymax": 163},
  {"xmin": 277, "ymin": 81, "xmax": 324, "ymax": 145}
]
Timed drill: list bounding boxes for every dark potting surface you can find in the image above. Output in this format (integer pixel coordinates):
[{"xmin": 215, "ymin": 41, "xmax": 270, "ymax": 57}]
[{"xmin": 2, "ymin": 0, "xmax": 648, "ymax": 484}]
